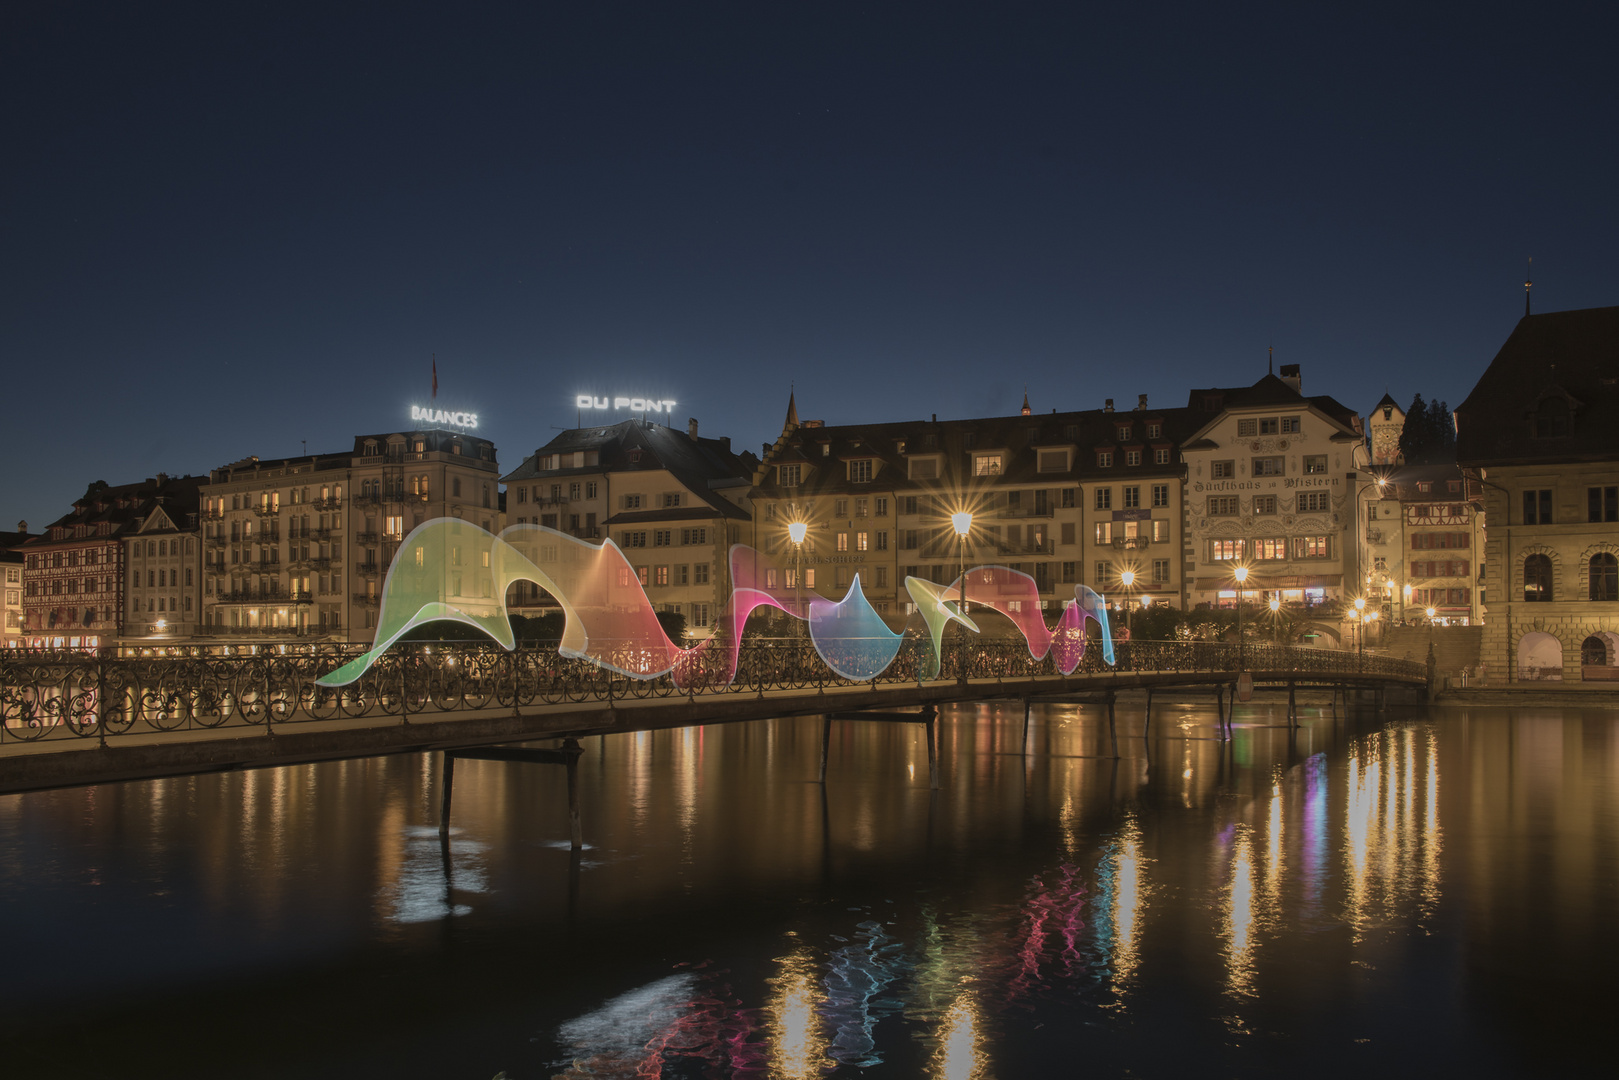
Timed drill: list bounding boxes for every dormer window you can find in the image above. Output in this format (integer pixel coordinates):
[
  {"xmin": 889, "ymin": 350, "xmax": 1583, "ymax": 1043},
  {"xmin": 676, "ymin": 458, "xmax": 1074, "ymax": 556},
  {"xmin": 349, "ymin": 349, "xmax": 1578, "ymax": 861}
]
[
  {"xmin": 895, "ymin": 439, "xmax": 906, "ymax": 453},
  {"xmin": 1116, "ymin": 425, "xmax": 1131, "ymax": 441},
  {"xmin": 973, "ymin": 453, "xmax": 1003, "ymax": 476},
  {"xmin": 1534, "ymin": 397, "xmax": 1570, "ymax": 438},
  {"xmin": 779, "ymin": 464, "xmax": 802, "ymax": 487},
  {"xmin": 1037, "ymin": 449, "xmax": 1069, "ymax": 473},
  {"xmin": 1146, "ymin": 423, "xmax": 1161, "ymax": 439},
  {"xmin": 820, "ymin": 443, "xmax": 831, "ymax": 457},
  {"xmin": 849, "ymin": 459, "xmax": 874, "ymax": 483}
]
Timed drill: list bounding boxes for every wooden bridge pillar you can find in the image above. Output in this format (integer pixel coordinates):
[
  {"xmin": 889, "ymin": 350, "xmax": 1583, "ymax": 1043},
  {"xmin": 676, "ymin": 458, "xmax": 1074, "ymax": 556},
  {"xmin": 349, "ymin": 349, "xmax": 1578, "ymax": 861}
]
[
  {"xmin": 1287, "ymin": 682, "xmax": 1297, "ymax": 729},
  {"xmin": 1021, "ymin": 697, "xmax": 1032, "ymax": 756},
  {"xmin": 818, "ymin": 715, "xmax": 833, "ymax": 784},
  {"xmin": 437, "ymin": 751, "xmax": 455, "ymax": 837},
  {"xmin": 437, "ymin": 741, "xmax": 586, "ymax": 850},
  {"xmin": 925, "ymin": 705, "xmax": 940, "ymax": 789},
  {"xmin": 1143, "ymin": 686, "xmax": 1153, "ymax": 740}
]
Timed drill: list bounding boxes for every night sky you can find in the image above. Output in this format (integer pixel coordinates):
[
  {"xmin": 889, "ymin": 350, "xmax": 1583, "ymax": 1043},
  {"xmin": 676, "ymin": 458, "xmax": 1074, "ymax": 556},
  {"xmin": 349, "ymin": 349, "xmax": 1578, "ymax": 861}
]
[{"xmin": 5, "ymin": 2, "xmax": 1616, "ymax": 530}]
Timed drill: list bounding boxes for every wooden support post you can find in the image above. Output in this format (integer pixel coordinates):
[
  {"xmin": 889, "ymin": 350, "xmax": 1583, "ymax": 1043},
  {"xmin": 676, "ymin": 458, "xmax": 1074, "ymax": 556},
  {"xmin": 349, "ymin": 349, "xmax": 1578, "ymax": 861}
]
[
  {"xmin": 1287, "ymin": 682, "xmax": 1297, "ymax": 728},
  {"xmin": 1107, "ymin": 692, "xmax": 1119, "ymax": 758},
  {"xmin": 1022, "ymin": 697, "xmax": 1032, "ymax": 756},
  {"xmin": 819, "ymin": 715, "xmax": 833, "ymax": 784},
  {"xmin": 438, "ymin": 751, "xmax": 456, "ymax": 837},
  {"xmin": 1216, "ymin": 683, "xmax": 1226, "ymax": 740},
  {"xmin": 564, "ymin": 737, "xmax": 583, "ymax": 851},
  {"xmin": 1143, "ymin": 686, "xmax": 1153, "ymax": 740},
  {"xmin": 924, "ymin": 705, "xmax": 939, "ymax": 789}
]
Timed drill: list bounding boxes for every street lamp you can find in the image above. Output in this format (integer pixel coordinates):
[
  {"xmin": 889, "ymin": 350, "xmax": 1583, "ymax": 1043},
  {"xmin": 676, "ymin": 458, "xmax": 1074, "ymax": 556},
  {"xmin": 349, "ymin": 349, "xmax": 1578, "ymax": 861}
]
[
  {"xmin": 1119, "ymin": 569, "xmax": 1136, "ymax": 640},
  {"xmin": 1234, "ymin": 565, "xmax": 1249, "ymax": 671},
  {"xmin": 1426, "ymin": 604, "xmax": 1437, "ymax": 653},
  {"xmin": 1354, "ymin": 595, "xmax": 1366, "ymax": 668},
  {"xmin": 788, "ymin": 520, "xmax": 808, "ymax": 639},
  {"xmin": 951, "ymin": 511, "xmax": 973, "ymax": 683}
]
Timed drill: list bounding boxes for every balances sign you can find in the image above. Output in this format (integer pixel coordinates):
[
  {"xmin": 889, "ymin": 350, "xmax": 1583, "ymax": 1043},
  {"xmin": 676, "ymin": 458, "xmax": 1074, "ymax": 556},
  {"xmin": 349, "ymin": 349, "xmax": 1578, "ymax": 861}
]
[
  {"xmin": 576, "ymin": 395, "xmax": 678, "ymax": 414},
  {"xmin": 411, "ymin": 405, "xmax": 480, "ymax": 430}
]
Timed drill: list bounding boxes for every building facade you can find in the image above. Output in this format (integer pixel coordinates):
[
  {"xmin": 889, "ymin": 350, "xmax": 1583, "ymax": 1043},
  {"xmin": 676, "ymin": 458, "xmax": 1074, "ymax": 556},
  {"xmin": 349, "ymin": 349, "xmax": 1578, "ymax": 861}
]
[
  {"xmin": 20, "ymin": 475, "xmax": 202, "ymax": 650},
  {"xmin": 501, "ymin": 418, "xmax": 757, "ymax": 636},
  {"xmin": 201, "ymin": 428, "xmax": 501, "ymax": 643},
  {"xmin": 1361, "ymin": 464, "xmax": 1485, "ymax": 627},
  {"xmin": 1179, "ymin": 368, "xmax": 1367, "ymax": 640},
  {"xmin": 1457, "ymin": 306, "xmax": 1619, "ymax": 681},
  {"xmin": 750, "ymin": 393, "xmax": 1198, "ymax": 627},
  {"xmin": 123, "ymin": 477, "xmax": 204, "ymax": 646}
]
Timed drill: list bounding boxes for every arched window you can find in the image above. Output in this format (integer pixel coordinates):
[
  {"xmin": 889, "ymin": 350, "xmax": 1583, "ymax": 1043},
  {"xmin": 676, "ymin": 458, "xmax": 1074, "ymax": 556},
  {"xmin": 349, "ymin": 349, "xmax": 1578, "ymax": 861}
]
[
  {"xmin": 1581, "ymin": 636, "xmax": 1609, "ymax": 666},
  {"xmin": 1591, "ymin": 553, "xmax": 1618, "ymax": 601},
  {"xmin": 1524, "ymin": 554, "xmax": 1554, "ymax": 602}
]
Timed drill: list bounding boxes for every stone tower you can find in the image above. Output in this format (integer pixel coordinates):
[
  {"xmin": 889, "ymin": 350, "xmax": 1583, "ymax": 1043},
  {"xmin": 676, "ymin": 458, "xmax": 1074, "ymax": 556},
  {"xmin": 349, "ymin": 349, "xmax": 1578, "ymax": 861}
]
[{"xmin": 1369, "ymin": 392, "xmax": 1405, "ymax": 466}]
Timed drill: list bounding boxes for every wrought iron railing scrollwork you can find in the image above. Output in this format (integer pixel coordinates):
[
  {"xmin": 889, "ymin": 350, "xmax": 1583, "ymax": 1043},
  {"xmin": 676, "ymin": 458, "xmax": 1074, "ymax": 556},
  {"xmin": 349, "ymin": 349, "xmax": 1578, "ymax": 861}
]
[{"xmin": 0, "ymin": 640, "xmax": 1425, "ymax": 746}]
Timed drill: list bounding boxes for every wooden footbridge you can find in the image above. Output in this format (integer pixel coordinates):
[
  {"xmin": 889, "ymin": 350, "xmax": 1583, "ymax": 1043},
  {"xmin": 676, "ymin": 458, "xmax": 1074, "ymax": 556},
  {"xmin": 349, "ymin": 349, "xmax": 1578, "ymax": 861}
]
[{"xmin": 1, "ymin": 640, "xmax": 1426, "ymax": 823}]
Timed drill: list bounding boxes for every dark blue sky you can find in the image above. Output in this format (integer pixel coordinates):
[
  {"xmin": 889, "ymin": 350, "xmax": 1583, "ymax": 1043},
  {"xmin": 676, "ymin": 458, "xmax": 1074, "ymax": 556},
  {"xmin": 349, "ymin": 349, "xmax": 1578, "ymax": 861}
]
[{"xmin": 5, "ymin": 1, "xmax": 1616, "ymax": 530}]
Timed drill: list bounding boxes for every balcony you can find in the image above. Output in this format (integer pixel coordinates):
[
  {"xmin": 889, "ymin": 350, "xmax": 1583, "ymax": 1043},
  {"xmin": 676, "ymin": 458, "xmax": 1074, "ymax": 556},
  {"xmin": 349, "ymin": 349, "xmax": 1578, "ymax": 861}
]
[
  {"xmin": 356, "ymin": 562, "xmax": 381, "ymax": 576},
  {"xmin": 352, "ymin": 593, "xmax": 380, "ymax": 607},
  {"xmin": 253, "ymin": 505, "xmax": 280, "ymax": 517},
  {"xmin": 356, "ymin": 531, "xmax": 380, "ymax": 545},
  {"xmin": 206, "ymin": 535, "xmax": 227, "ymax": 548},
  {"xmin": 290, "ymin": 590, "xmax": 314, "ymax": 603},
  {"xmin": 313, "ymin": 498, "xmax": 342, "ymax": 511},
  {"xmin": 1111, "ymin": 536, "xmax": 1152, "ymax": 551},
  {"xmin": 351, "ymin": 494, "xmax": 381, "ymax": 508},
  {"xmin": 995, "ymin": 539, "xmax": 1055, "ymax": 556},
  {"xmin": 996, "ymin": 504, "xmax": 1057, "ymax": 519},
  {"xmin": 202, "ymin": 509, "xmax": 225, "ymax": 521}
]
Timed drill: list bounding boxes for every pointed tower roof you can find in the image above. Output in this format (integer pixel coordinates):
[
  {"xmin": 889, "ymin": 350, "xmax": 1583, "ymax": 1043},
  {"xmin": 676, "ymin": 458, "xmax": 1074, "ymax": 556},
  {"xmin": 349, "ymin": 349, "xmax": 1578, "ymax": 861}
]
[
  {"xmin": 783, "ymin": 389, "xmax": 799, "ymax": 432},
  {"xmin": 1020, "ymin": 388, "xmax": 1031, "ymax": 416}
]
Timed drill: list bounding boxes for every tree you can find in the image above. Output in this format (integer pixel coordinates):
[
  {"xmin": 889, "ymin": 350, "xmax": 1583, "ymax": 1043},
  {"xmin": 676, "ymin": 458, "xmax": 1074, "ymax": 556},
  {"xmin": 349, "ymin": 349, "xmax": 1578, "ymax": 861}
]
[{"xmin": 1398, "ymin": 394, "xmax": 1457, "ymax": 465}]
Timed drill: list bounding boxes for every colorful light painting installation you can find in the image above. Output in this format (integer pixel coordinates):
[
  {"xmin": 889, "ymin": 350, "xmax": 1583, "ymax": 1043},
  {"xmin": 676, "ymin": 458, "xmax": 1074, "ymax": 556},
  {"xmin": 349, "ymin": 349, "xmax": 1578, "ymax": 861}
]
[{"xmin": 318, "ymin": 519, "xmax": 1113, "ymax": 688}]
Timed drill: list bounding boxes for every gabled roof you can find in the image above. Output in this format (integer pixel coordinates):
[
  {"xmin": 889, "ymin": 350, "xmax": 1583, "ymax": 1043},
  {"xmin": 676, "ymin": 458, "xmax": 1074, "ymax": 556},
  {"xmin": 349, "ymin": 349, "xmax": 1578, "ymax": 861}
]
[
  {"xmin": 1180, "ymin": 373, "xmax": 1362, "ymax": 447},
  {"xmin": 1456, "ymin": 306, "xmax": 1619, "ymax": 467},
  {"xmin": 502, "ymin": 419, "xmax": 757, "ymax": 521},
  {"xmin": 21, "ymin": 475, "xmax": 203, "ymax": 549}
]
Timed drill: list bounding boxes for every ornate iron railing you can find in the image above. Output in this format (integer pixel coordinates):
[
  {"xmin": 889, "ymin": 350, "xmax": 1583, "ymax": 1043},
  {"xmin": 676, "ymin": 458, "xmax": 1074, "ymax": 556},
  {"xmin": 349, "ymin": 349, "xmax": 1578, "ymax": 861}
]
[{"xmin": 0, "ymin": 640, "xmax": 1424, "ymax": 747}]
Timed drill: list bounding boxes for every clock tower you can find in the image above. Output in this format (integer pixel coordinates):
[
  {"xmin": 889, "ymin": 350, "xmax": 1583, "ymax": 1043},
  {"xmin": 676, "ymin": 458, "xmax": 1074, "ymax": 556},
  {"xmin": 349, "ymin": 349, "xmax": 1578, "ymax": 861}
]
[{"xmin": 1368, "ymin": 392, "xmax": 1405, "ymax": 466}]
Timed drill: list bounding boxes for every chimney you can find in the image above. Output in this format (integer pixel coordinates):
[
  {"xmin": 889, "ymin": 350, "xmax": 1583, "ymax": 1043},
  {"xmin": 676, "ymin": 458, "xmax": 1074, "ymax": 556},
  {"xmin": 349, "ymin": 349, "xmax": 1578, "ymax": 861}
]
[
  {"xmin": 687, "ymin": 417, "xmax": 699, "ymax": 441},
  {"xmin": 16, "ymin": 520, "xmax": 25, "ymax": 533},
  {"xmin": 1279, "ymin": 364, "xmax": 1301, "ymax": 392},
  {"xmin": 1137, "ymin": 394, "xmax": 1148, "ymax": 411},
  {"xmin": 1104, "ymin": 398, "xmax": 1114, "ymax": 413},
  {"xmin": 157, "ymin": 471, "xmax": 169, "ymax": 485},
  {"xmin": 720, "ymin": 436, "xmax": 731, "ymax": 452}
]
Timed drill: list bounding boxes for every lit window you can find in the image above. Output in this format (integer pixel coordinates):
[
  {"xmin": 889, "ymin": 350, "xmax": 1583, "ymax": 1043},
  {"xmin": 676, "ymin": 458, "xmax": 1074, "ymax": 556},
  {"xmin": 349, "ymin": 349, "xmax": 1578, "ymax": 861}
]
[{"xmin": 974, "ymin": 454, "xmax": 1003, "ymax": 476}]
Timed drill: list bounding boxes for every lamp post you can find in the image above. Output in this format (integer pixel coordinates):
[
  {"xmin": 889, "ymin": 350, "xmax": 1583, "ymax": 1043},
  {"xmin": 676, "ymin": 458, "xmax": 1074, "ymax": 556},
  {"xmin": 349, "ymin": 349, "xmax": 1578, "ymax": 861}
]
[
  {"xmin": 1119, "ymin": 569, "xmax": 1136, "ymax": 640},
  {"xmin": 1234, "ymin": 565, "xmax": 1249, "ymax": 672},
  {"xmin": 951, "ymin": 511, "xmax": 973, "ymax": 683},
  {"xmin": 1426, "ymin": 604, "xmax": 1436, "ymax": 649},
  {"xmin": 1354, "ymin": 595, "xmax": 1366, "ymax": 669},
  {"xmin": 1268, "ymin": 593, "xmax": 1281, "ymax": 644},
  {"xmin": 788, "ymin": 520, "xmax": 807, "ymax": 641}
]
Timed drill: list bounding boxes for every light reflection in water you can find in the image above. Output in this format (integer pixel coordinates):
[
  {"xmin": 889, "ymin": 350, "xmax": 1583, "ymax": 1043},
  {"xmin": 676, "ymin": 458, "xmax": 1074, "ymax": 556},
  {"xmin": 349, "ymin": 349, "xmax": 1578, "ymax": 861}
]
[
  {"xmin": 1342, "ymin": 727, "xmax": 1443, "ymax": 940},
  {"xmin": 931, "ymin": 993, "xmax": 987, "ymax": 1080},
  {"xmin": 1095, "ymin": 816, "xmax": 1146, "ymax": 995},
  {"xmin": 767, "ymin": 949, "xmax": 827, "ymax": 1079},
  {"xmin": 1224, "ymin": 829, "xmax": 1257, "ymax": 998}
]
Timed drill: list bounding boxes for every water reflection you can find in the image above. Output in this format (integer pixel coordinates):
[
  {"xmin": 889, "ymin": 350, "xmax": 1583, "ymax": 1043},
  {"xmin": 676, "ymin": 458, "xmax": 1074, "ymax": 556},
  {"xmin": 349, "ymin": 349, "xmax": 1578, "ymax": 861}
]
[
  {"xmin": 1223, "ymin": 828, "xmax": 1257, "ymax": 999},
  {"xmin": 767, "ymin": 948, "xmax": 826, "ymax": 1079},
  {"xmin": 12, "ymin": 705, "xmax": 1611, "ymax": 1078},
  {"xmin": 931, "ymin": 993, "xmax": 987, "ymax": 1080},
  {"xmin": 1343, "ymin": 726, "xmax": 1442, "ymax": 940}
]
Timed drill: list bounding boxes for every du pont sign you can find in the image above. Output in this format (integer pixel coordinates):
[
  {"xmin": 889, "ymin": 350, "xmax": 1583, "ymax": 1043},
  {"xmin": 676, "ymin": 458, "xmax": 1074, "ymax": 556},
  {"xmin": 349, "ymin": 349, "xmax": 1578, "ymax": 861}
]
[{"xmin": 576, "ymin": 394, "xmax": 678, "ymax": 414}]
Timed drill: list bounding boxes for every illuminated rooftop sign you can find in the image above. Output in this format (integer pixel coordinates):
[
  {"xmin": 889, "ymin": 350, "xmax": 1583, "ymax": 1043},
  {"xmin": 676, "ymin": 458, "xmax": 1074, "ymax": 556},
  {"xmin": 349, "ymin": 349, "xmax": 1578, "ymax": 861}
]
[
  {"xmin": 411, "ymin": 405, "xmax": 479, "ymax": 430},
  {"xmin": 576, "ymin": 395, "xmax": 678, "ymax": 414}
]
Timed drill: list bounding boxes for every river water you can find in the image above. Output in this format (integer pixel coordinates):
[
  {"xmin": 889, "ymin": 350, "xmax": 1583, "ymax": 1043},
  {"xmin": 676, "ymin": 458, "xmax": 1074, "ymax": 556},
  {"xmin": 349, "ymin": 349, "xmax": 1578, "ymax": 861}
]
[{"xmin": 1, "ymin": 698, "xmax": 1614, "ymax": 1078}]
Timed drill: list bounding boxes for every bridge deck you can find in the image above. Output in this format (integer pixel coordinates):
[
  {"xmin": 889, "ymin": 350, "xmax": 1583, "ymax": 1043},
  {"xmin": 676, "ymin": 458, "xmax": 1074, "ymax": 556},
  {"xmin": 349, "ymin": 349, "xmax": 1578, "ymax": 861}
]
[{"xmin": 0, "ymin": 660, "xmax": 1423, "ymax": 796}]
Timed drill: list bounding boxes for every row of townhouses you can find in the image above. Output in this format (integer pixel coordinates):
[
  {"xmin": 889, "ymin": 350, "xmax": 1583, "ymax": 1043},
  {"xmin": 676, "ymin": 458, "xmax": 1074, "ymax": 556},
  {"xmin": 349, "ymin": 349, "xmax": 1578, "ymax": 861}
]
[{"xmin": 6, "ymin": 305, "xmax": 1616, "ymax": 683}]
